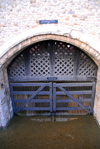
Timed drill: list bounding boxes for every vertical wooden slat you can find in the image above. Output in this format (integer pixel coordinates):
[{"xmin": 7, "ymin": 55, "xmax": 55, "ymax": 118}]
[
  {"xmin": 53, "ymin": 83, "xmax": 56, "ymax": 113},
  {"xmin": 24, "ymin": 48, "xmax": 30, "ymax": 76},
  {"xmin": 50, "ymin": 82, "xmax": 52, "ymax": 113},
  {"xmin": 90, "ymin": 82, "xmax": 96, "ymax": 113},
  {"xmin": 49, "ymin": 41, "xmax": 55, "ymax": 76},
  {"xmin": 73, "ymin": 48, "xmax": 80, "ymax": 76}
]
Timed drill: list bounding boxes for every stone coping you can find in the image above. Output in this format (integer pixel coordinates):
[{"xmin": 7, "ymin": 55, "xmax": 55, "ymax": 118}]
[{"xmin": 0, "ymin": 25, "xmax": 100, "ymax": 58}]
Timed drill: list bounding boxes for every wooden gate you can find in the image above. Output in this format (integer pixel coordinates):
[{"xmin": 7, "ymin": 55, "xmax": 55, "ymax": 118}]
[
  {"xmin": 10, "ymin": 82, "xmax": 52, "ymax": 115},
  {"xmin": 53, "ymin": 82, "xmax": 95, "ymax": 115},
  {"xmin": 10, "ymin": 82, "xmax": 95, "ymax": 115},
  {"xmin": 8, "ymin": 40, "xmax": 97, "ymax": 115}
]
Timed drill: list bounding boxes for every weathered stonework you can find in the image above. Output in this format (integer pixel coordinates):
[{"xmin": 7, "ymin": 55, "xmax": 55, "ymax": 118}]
[
  {"xmin": 0, "ymin": 0, "xmax": 100, "ymax": 47},
  {"xmin": 0, "ymin": 0, "xmax": 100, "ymax": 128},
  {"xmin": 0, "ymin": 68, "xmax": 13, "ymax": 128}
]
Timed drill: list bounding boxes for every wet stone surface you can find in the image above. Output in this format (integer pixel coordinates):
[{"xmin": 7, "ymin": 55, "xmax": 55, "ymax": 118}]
[{"xmin": 0, "ymin": 115, "xmax": 100, "ymax": 149}]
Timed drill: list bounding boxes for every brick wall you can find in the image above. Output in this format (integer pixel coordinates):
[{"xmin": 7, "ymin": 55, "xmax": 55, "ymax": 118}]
[{"xmin": 0, "ymin": 0, "xmax": 100, "ymax": 128}]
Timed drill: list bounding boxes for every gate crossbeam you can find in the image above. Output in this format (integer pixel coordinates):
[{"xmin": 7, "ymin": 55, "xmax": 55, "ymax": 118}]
[{"xmin": 57, "ymin": 85, "xmax": 91, "ymax": 114}]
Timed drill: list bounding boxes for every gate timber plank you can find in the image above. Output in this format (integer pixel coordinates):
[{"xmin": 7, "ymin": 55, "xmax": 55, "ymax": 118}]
[
  {"xmin": 14, "ymin": 99, "xmax": 50, "ymax": 103},
  {"xmin": 56, "ymin": 91, "xmax": 92, "ymax": 95},
  {"xmin": 56, "ymin": 99, "xmax": 91, "ymax": 103},
  {"xmin": 19, "ymin": 107, "xmax": 50, "ymax": 111},
  {"xmin": 55, "ymin": 83, "xmax": 93, "ymax": 87},
  {"xmin": 12, "ymin": 91, "xmax": 50, "ymax": 95},
  {"xmin": 56, "ymin": 106, "xmax": 91, "ymax": 111}
]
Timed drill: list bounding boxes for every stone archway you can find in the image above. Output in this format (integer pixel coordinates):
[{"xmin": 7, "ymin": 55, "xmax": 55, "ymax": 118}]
[{"xmin": 0, "ymin": 25, "xmax": 100, "ymax": 128}]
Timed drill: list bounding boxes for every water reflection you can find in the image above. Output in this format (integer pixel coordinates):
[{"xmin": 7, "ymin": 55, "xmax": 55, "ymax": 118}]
[
  {"xmin": 0, "ymin": 115, "xmax": 100, "ymax": 149},
  {"xmin": 30, "ymin": 117, "xmax": 78, "ymax": 122}
]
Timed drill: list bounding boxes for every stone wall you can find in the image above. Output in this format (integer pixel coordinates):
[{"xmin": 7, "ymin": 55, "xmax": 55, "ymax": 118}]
[
  {"xmin": 0, "ymin": 0, "xmax": 100, "ymax": 128},
  {"xmin": 0, "ymin": 0, "xmax": 100, "ymax": 47},
  {"xmin": 0, "ymin": 68, "xmax": 13, "ymax": 128}
]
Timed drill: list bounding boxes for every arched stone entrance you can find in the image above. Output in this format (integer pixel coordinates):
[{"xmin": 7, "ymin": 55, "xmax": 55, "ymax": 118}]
[
  {"xmin": 7, "ymin": 40, "xmax": 97, "ymax": 116},
  {"xmin": 0, "ymin": 26, "xmax": 100, "ymax": 128}
]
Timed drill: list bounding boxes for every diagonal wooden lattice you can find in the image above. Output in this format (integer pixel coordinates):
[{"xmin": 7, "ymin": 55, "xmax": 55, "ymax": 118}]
[
  {"xmin": 8, "ymin": 40, "xmax": 97, "ymax": 80},
  {"xmin": 9, "ymin": 53, "xmax": 25, "ymax": 77},
  {"xmin": 54, "ymin": 42, "xmax": 74, "ymax": 76},
  {"xmin": 30, "ymin": 42, "xmax": 50, "ymax": 76},
  {"xmin": 79, "ymin": 52, "xmax": 97, "ymax": 76}
]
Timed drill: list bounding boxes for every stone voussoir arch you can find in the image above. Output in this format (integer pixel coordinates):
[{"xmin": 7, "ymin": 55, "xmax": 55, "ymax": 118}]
[
  {"xmin": 1, "ymin": 25, "xmax": 100, "ymax": 128},
  {"xmin": 0, "ymin": 25, "xmax": 100, "ymax": 67}
]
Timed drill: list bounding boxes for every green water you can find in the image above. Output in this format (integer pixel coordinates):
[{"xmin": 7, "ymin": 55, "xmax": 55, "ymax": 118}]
[{"xmin": 0, "ymin": 115, "xmax": 100, "ymax": 149}]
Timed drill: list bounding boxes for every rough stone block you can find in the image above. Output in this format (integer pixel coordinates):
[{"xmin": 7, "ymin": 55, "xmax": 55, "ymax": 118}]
[
  {"xmin": 80, "ymin": 42, "xmax": 87, "ymax": 49},
  {"xmin": 75, "ymin": 40, "xmax": 81, "ymax": 47},
  {"xmin": 0, "ymin": 89, "xmax": 5, "ymax": 101},
  {"xmin": 37, "ymin": 35, "xmax": 47, "ymax": 41},
  {"xmin": 30, "ymin": 36, "xmax": 39, "ymax": 44}
]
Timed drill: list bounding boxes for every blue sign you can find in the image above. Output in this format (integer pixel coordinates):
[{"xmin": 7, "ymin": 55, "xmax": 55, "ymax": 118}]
[
  {"xmin": 47, "ymin": 77, "xmax": 58, "ymax": 80},
  {"xmin": 39, "ymin": 20, "xmax": 58, "ymax": 24}
]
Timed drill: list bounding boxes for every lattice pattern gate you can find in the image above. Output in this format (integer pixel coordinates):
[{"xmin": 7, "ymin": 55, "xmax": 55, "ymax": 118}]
[{"xmin": 8, "ymin": 40, "xmax": 97, "ymax": 115}]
